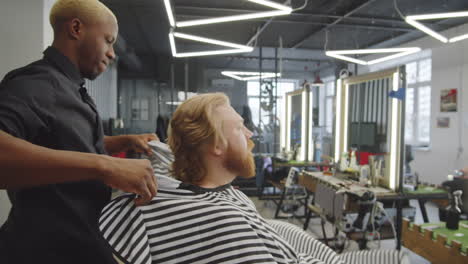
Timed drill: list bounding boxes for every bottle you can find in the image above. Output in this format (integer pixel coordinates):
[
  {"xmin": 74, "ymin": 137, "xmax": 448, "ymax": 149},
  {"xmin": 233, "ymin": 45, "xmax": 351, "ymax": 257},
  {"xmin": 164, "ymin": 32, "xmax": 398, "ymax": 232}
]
[
  {"xmin": 360, "ymin": 165, "xmax": 370, "ymax": 184},
  {"xmin": 446, "ymin": 190, "xmax": 463, "ymax": 230},
  {"xmin": 349, "ymin": 150, "xmax": 359, "ymax": 171},
  {"xmin": 339, "ymin": 152, "xmax": 349, "ymax": 171}
]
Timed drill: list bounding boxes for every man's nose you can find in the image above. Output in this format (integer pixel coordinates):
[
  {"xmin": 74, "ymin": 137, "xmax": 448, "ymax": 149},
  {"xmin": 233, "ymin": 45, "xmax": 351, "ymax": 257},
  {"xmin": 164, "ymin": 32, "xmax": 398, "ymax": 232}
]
[
  {"xmin": 107, "ymin": 46, "xmax": 116, "ymax": 61},
  {"xmin": 244, "ymin": 127, "xmax": 253, "ymax": 138}
]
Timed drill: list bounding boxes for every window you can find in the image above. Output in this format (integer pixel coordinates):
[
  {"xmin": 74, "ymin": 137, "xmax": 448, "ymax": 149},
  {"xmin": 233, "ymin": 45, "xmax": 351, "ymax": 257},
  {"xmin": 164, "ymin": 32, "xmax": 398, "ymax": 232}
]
[
  {"xmin": 405, "ymin": 58, "xmax": 432, "ymax": 147},
  {"xmin": 247, "ymin": 80, "xmax": 296, "ymax": 129},
  {"xmin": 131, "ymin": 98, "xmax": 149, "ymax": 121}
]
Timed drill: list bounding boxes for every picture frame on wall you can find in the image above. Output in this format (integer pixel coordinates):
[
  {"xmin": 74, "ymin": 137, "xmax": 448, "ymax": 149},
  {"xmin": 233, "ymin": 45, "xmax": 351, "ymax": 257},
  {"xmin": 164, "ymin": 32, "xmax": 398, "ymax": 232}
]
[
  {"xmin": 440, "ymin": 89, "xmax": 457, "ymax": 112},
  {"xmin": 436, "ymin": 117, "xmax": 450, "ymax": 128}
]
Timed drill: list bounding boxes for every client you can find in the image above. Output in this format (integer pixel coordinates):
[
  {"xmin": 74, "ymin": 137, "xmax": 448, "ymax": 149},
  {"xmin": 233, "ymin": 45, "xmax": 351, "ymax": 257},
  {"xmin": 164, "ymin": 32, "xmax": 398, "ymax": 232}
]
[{"xmin": 99, "ymin": 93, "xmax": 404, "ymax": 264}]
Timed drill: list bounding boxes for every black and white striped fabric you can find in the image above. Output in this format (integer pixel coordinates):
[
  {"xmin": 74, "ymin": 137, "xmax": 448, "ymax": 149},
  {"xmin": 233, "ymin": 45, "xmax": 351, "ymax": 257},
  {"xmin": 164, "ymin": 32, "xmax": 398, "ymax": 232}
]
[
  {"xmin": 100, "ymin": 178, "xmax": 334, "ymax": 263},
  {"xmin": 268, "ymin": 220, "xmax": 409, "ymax": 264},
  {"xmin": 99, "ymin": 141, "xmax": 407, "ymax": 264},
  {"xmin": 100, "ymin": 141, "xmax": 341, "ymax": 264}
]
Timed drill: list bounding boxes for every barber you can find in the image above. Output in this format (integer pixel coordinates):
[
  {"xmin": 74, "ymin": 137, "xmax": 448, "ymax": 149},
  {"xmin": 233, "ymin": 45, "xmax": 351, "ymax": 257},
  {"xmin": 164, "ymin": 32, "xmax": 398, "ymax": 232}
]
[{"xmin": 0, "ymin": 0, "xmax": 157, "ymax": 263}]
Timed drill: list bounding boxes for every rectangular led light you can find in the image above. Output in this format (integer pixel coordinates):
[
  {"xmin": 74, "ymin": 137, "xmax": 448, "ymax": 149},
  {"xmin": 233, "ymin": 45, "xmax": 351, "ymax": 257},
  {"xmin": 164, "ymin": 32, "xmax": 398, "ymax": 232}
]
[
  {"xmin": 449, "ymin": 33, "xmax": 468, "ymax": 43},
  {"xmin": 174, "ymin": 49, "xmax": 254, "ymax": 58},
  {"xmin": 334, "ymin": 79, "xmax": 342, "ymax": 162},
  {"xmin": 326, "ymin": 48, "xmax": 421, "ymax": 65},
  {"xmin": 407, "ymin": 11, "xmax": 468, "ymax": 20},
  {"xmin": 169, "ymin": 32, "xmax": 177, "ymax": 56},
  {"xmin": 166, "ymin": 101, "xmax": 183, "ymax": 105},
  {"xmin": 405, "ymin": 19, "xmax": 448, "ymax": 43},
  {"xmin": 406, "ymin": 11, "xmax": 468, "ymax": 43},
  {"xmin": 342, "ymin": 84, "xmax": 349, "ymax": 152},
  {"xmin": 248, "ymin": 0, "xmax": 292, "ymax": 12},
  {"xmin": 280, "ymin": 95, "xmax": 287, "ymax": 151},
  {"xmin": 368, "ymin": 49, "xmax": 421, "ymax": 65},
  {"xmin": 169, "ymin": 32, "xmax": 254, "ymax": 58},
  {"xmin": 327, "ymin": 48, "xmax": 420, "ymax": 55},
  {"xmin": 286, "ymin": 95, "xmax": 292, "ymax": 152},
  {"xmin": 163, "ymin": 0, "xmax": 175, "ymax": 27},
  {"xmin": 164, "ymin": 0, "xmax": 289, "ymax": 58},
  {"xmin": 389, "ymin": 72, "xmax": 400, "ymax": 190},
  {"xmin": 308, "ymin": 91, "xmax": 314, "ymax": 162},
  {"xmin": 173, "ymin": 32, "xmax": 253, "ymax": 49},
  {"xmin": 326, "ymin": 53, "xmax": 368, "ymax": 65},
  {"xmin": 221, "ymin": 71, "xmax": 280, "ymax": 81},
  {"xmin": 241, "ymin": 74, "xmax": 280, "ymax": 80},
  {"xmin": 177, "ymin": 10, "xmax": 290, "ymax": 27},
  {"xmin": 175, "ymin": 0, "xmax": 292, "ymax": 28},
  {"xmin": 300, "ymin": 89, "xmax": 307, "ymax": 161}
]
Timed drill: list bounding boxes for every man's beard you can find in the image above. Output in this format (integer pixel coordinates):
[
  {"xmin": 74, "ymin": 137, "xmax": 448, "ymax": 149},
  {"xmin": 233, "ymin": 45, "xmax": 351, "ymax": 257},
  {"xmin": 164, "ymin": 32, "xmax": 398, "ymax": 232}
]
[{"xmin": 223, "ymin": 139, "xmax": 256, "ymax": 178}]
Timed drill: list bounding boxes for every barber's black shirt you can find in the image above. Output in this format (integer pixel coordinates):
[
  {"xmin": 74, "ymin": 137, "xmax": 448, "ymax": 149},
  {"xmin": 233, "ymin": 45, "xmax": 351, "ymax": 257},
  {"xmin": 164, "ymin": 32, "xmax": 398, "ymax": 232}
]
[{"xmin": 0, "ymin": 47, "xmax": 115, "ymax": 264}]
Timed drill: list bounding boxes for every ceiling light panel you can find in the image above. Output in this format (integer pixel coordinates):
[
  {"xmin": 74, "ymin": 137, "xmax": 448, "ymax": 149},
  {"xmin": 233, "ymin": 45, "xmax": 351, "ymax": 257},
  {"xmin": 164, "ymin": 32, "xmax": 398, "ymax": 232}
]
[
  {"xmin": 247, "ymin": 0, "xmax": 292, "ymax": 12},
  {"xmin": 325, "ymin": 48, "xmax": 421, "ymax": 65},
  {"xmin": 169, "ymin": 32, "xmax": 254, "ymax": 58},
  {"xmin": 176, "ymin": 10, "xmax": 291, "ymax": 27},
  {"xmin": 163, "ymin": 0, "xmax": 176, "ymax": 27},
  {"xmin": 222, "ymin": 71, "xmax": 280, "ymax": 81},
  {"xmin": 164, "ymin": 0, "xmax": 292, "ymax": 28},
  {"xmin": 165, "ymin": 0, "xmax": 294, "ymax": 57},
  {"xmin": 406, "ymin": 11, "xmax": 468, "ymax": 43}
]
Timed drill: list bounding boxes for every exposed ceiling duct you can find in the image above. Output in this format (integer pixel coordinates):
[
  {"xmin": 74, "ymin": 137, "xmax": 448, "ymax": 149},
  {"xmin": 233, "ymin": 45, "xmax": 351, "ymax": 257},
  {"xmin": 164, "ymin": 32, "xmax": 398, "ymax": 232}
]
[{"xmin": 113, "ymin": 35, "xmax": 143, "ymax": 71}]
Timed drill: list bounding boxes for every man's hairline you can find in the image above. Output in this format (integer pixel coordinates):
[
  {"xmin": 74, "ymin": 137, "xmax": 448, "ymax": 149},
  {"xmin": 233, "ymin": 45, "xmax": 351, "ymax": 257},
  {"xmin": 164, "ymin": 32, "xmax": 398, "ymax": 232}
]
[{"xmin": 51, "ymin": 7, "xmax": 117, "ymax": 34}]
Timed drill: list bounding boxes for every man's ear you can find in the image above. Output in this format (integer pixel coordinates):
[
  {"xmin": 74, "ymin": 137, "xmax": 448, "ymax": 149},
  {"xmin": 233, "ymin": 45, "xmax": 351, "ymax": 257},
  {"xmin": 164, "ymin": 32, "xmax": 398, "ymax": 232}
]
[
  {"xmin": 67, "ymin": 18, "xmax": 84, "ymax": 40},
  {"xmin": 212, "ymin": 141, "xmax": 227, "ymax": 156}
]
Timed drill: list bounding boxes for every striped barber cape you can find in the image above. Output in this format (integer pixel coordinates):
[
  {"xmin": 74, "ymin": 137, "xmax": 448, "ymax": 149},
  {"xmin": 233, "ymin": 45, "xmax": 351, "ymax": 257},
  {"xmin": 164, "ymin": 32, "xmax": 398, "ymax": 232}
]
[{"xmin": 99, "ymin": 141, "xmax": 341, "ymax": 264}]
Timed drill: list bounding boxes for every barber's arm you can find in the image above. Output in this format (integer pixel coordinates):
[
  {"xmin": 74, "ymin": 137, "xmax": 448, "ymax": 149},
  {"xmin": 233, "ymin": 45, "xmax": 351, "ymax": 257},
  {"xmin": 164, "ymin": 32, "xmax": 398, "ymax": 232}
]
[
  {"xmin": 0, "ymin": 78, "xmax": 157, "ymax": 204},
  {"xmin": 0, "ymin": 130, "xmax": 157, "ymax": 205},
  {"xmin": 104, "ymin": 134, "xmax": 158, "ymax": 156}
]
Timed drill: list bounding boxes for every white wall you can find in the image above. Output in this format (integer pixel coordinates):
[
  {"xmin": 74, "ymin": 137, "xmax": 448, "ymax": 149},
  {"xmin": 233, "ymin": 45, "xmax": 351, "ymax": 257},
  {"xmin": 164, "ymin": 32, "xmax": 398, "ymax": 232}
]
[
  {"xmin": 357, "ymin": 22, "xmax": 468, "ymax": 184},
  {"xmin": 42, "ymin": 0, "xmax": 56, "ymax": 50},
  {"xmin": 1, "ymin": 0, "xmax": 47, "ymax": 78},
  {"xmin": 415, "ymin": 40, "xmax": 468, "ymax": 184},
  {"xmin": 0, "ymin": 0, "xmax": 54, "ymax": 225}
]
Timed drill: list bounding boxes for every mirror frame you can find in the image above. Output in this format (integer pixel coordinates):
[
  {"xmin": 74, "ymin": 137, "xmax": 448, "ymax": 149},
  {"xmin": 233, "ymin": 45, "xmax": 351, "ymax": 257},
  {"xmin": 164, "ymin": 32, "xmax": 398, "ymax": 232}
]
[
  {"xmin": 281, "ymin": 85, "xmax": 315, "ymax": 161},
  {"xmin": 334, "ymin": 67, "xmax": 405, "ymax": 191}
]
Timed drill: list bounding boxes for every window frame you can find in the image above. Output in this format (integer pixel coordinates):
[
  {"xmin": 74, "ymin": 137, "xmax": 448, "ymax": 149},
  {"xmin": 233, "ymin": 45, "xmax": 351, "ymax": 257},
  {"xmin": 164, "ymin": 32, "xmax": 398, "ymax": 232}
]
[
  {"xmin": 405, "ymin": 57, "xmax": 432, "ymax": 148},
  {"xmin": 246, "ymin": 79, "xmax": 298, "ymax": 128},
  {"xmin": 323, "ymin": 79, "xmax": 336, "ymax": 135}
]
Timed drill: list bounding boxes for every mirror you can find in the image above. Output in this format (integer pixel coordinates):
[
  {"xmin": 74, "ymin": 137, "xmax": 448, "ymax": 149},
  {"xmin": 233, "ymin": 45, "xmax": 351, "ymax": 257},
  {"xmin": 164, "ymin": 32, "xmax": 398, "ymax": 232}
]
[
  {"xmin": 334, "ymin": 67, "xmax": 405, "ymax": 191},
  {"xmin": 282, "ymin": 85, "xmax": 314, "ymax": 162},
  {"xmin": 289, "ymin": 93, "xmax": 302, "ymax": 150}
]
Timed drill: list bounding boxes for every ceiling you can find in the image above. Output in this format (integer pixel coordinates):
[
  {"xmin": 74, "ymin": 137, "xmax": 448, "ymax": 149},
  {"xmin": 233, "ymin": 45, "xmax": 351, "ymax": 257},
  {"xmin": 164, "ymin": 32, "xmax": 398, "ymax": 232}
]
[{"xmin": 101, "ymin": 0, "xmax": 468, "ymax": 75}]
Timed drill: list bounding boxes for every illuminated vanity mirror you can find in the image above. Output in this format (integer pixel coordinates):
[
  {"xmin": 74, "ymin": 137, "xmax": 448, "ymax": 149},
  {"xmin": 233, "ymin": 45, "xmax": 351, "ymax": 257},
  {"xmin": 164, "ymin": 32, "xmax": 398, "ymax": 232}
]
[
  {"xmin": 281, "ymin": 84, "xmax": 315, "ymax": 162},
  {"xmin": 334, "ymin": 67, "xmax": 405, "ymax": 191}
]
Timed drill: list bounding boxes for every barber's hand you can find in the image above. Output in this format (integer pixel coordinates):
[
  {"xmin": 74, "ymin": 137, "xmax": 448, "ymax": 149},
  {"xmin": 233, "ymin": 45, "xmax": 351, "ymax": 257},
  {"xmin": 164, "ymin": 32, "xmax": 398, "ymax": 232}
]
[
  {"xmin": 101, "ymin": 156, "xmax": 157, "ymax": 206},
  {"xmin": 126, "ymin": 133, "xmax": 159, "ymax": 156},
  {"xmin": 461, "ymin": 167, "xmax": 468, "ymax": 178}
]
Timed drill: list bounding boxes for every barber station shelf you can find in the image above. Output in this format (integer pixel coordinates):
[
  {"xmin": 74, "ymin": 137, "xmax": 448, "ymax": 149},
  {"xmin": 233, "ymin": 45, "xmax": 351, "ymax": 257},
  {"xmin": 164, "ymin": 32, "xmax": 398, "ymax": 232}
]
[
  {"xmin": 299, "ymin": 171, "xmax": 397, "ymax": 198},
  {"xmin": 273, "ymin": 160, "xmax": 331, "ymax": 168},
  {"xmin": 402, "ymin": 218, "xmax": 468, "ymax": 264}
]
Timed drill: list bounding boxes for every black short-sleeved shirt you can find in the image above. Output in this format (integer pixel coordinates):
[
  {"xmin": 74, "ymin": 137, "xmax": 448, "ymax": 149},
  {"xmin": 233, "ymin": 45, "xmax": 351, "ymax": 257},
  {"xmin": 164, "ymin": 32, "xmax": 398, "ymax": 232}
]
[{"xmin": 0, "ymin": 47, "xmax": 115, "ymax": 264}]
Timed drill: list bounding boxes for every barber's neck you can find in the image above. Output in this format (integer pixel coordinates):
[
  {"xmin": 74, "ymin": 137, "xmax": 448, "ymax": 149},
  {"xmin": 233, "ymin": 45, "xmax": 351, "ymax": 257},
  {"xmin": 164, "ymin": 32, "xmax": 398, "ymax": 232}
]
[{"xmin": 51, "ymin": 39, "xmax": 80, "ymax": 70}]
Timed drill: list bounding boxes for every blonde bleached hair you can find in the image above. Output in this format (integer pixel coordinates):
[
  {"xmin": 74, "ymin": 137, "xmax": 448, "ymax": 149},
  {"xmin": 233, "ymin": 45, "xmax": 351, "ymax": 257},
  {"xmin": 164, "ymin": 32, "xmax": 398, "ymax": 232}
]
[
  {"xmin": 49, "ymin": 0, "xmax": 116, "ymax": 33},
  {"xmin": 168, "ymin": 93, "xmax": 230, "ymax": 184}
]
